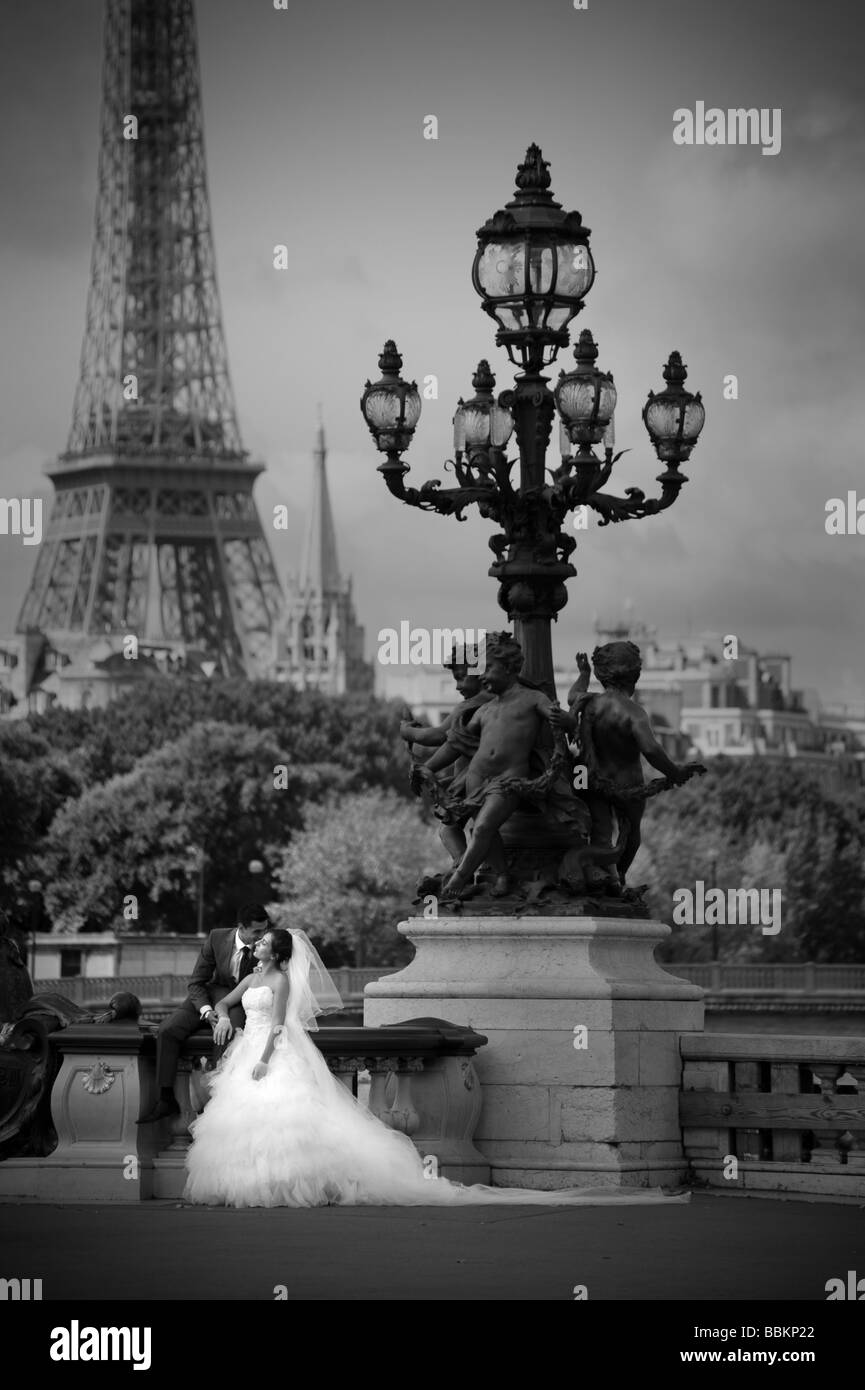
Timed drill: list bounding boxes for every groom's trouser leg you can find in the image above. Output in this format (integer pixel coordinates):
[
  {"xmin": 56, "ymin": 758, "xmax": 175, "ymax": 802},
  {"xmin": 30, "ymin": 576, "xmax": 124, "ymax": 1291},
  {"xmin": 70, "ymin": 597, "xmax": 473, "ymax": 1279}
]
[{"xmin": 156, "ymin": 1001, "xmax": 206, "ymax": 1090}]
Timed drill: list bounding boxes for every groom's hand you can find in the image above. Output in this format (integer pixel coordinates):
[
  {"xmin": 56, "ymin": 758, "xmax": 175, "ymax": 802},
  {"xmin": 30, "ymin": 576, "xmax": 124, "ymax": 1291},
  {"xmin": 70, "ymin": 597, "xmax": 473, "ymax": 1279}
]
[{"xmin": 213, "ymin": 1017, "xmax": 233, "ymax": 1046}]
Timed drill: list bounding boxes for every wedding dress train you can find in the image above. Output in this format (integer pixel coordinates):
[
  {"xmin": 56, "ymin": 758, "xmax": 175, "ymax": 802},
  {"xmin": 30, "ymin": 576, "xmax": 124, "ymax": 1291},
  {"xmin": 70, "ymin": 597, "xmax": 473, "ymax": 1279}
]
[{"xmin": 183, "ymin": 984, "xmax": 689, "ymax": 1209}]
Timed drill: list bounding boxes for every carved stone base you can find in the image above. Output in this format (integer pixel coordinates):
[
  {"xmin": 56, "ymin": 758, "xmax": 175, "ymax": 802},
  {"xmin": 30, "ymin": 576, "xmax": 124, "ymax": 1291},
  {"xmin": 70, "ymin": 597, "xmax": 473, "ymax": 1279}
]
[
  {"xmin": 0, "ymin": 1024, "xmax": 156, "ymax": 1201},
  {"xmin": 364, "ymin": 916, "xmax": 704, "ymax": 1190},
  {"xmin": 367, "ymin": 1043, "xmax": 490, "ymax": 1184}
]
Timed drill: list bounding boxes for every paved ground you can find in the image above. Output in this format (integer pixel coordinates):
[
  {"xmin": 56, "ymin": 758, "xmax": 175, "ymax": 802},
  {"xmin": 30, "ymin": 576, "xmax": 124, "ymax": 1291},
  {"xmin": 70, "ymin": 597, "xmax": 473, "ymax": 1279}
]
[{"xmin": 1, "ymin": 1193, "xmax": 861, "ymax": 1300}]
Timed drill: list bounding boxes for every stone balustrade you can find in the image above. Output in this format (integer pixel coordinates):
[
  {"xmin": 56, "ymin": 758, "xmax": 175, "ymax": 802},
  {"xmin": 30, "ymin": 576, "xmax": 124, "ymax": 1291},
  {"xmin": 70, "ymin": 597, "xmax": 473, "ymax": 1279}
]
[
  {"xmin": 0, "ymin": 1017, "xmax": 490, "ymax": 1201},
  {"xmin": 4, "ymin": 1006, "xmax": 865, "ymax": 1204},
  {"xmin": 32, "ymin": 967, "xmax": 399, "ymax": 1018},
  {"xmin": 680, "ymin": 1033, "xmax": 865, "ymax": 1201},
  {"xmin": 670, "ymin": 962, "xmax": 865, "ymax": 992}
]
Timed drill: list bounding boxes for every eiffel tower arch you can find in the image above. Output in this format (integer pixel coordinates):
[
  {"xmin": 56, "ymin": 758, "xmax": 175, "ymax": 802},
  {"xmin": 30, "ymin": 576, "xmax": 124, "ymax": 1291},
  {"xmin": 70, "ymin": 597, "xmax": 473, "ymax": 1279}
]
[{"xmin": 15, "ymin": 0, "xmax": 282, "ymax": 693}]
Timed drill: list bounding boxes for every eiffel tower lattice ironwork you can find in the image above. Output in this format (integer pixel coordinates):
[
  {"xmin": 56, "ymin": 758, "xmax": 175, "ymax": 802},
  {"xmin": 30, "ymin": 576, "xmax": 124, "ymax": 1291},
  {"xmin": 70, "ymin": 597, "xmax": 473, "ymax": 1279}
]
[{"xmin": 16, "ymin": 0, "xmax": 282, "ymax": 679}]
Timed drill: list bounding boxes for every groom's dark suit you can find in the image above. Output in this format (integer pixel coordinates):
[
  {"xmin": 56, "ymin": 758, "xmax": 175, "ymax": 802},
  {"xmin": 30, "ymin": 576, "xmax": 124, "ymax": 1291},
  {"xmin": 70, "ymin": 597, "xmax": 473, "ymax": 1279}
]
[{"xmin": 155, "ymin": 928, "xmax": 256, "ymax": 1090}]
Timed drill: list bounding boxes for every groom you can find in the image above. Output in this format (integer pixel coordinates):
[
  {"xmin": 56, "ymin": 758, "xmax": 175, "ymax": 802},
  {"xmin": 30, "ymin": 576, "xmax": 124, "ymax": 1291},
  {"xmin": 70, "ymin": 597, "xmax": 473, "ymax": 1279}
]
[{"xmin": 138, "ymin": 903, "xmax": 271, "ymax": 1123}]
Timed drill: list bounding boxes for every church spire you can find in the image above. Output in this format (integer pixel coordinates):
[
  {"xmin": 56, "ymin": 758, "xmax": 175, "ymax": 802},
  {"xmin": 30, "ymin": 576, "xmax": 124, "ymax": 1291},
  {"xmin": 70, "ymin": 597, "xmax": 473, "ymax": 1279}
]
[
  {"xmin": 274, "ymin": 410, "xmax": 372, "ymax": 694},
  {"xmin": 299, "ymin": 414, "xmax": 341, "ymax": 597}
]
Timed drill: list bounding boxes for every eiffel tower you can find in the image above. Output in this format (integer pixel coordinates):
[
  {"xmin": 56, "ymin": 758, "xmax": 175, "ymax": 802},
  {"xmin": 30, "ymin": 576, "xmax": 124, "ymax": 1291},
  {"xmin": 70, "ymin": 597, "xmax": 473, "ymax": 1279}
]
[{"xmin": 15, "ymin": 0, "xmax": 282, "ymax": 691}]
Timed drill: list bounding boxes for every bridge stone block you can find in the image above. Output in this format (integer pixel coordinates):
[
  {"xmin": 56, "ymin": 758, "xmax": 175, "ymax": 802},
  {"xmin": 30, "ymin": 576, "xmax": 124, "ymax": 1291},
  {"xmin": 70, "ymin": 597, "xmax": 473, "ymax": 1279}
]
[{"xmin": 365, "ymin": 916, "xmax": 704, "ymax": 1189}]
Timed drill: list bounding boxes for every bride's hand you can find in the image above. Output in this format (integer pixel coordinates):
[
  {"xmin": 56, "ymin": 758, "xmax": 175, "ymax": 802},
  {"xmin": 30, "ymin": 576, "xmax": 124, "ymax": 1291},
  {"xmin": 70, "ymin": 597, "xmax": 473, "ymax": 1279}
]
[{"xmin": 252, "ymin": 1062, "xmax": 268, "ymax": 1081}]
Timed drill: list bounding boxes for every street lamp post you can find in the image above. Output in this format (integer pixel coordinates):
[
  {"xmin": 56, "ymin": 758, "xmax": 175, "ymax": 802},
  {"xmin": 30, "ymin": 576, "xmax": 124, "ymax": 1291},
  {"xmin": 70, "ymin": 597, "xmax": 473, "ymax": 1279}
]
[
  {"xmin": 707, "ymin": 850, "xmax": 719, "ymax": 962},
  {"xmin": 26, "ymin": 878, "xmax": 42, "ymax": 979},
  {"xmin": 360, "ymin": 144, "xmax": 705, "ymax": 697},
  {"xmin": 362, "ymin": 152, "xmax": 708, "ymax": 1184}
]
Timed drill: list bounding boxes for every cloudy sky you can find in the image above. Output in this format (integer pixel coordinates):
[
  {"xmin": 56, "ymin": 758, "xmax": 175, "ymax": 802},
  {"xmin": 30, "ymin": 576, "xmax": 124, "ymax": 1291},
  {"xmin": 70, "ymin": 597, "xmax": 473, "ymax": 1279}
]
[{"xmin": 1, "ymin": 0, "xmax": 863, "ymax": 704}]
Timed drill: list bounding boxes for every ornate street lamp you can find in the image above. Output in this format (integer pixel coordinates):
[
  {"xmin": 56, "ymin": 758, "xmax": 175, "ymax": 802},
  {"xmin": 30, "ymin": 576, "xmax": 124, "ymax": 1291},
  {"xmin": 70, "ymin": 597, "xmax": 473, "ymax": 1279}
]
[{"xmin": 360, "ymin": 143, "xmax": 706, "ymax": 696}]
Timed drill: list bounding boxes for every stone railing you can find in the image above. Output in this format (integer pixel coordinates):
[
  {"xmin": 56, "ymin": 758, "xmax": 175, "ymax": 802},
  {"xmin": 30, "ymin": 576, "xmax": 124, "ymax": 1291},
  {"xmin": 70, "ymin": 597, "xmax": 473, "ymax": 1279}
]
[
  {"xmin": 0, "ymin": 1017, "xmax": 490, "ymax": 1202},
  {"xmin": 680, "ymin": 1034, "xmax": 865, "ymax": 1201},
  {"xmin": 33, "ymin": 967, "xmax": 399, "ymax": 1013},
  {"xmin": 32, "ymin": 962, "xmax": 865, "ymax": 1012},
  {"xmin": 32, "ymin": 975, "xmax": 190, "ymax": 1007},
  {"xmin": 669, "ymin": 962, "xmax": 865, "ymax": 992}
]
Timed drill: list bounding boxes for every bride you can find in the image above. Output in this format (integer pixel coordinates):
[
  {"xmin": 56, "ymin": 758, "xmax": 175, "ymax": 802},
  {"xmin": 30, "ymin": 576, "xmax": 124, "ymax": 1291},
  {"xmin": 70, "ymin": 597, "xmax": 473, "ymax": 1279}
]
[{"xmin": 183, "ymin": 927, "xmax": 689, "ymax": 1209}]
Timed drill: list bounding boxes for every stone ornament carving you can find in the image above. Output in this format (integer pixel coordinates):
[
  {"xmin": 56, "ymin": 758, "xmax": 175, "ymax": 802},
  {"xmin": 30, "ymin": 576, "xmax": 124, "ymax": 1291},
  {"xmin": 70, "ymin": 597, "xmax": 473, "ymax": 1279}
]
[{"xmin": 82, "ymin": 1059, "xmax": 115, "ymax": 1095}]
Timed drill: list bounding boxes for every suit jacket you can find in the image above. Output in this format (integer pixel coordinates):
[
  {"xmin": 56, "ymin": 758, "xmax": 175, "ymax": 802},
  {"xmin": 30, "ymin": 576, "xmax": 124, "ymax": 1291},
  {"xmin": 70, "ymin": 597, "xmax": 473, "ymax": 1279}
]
[{"xmin": 186, "ymin": 928, "xmax": 250, "ymax": 1013}]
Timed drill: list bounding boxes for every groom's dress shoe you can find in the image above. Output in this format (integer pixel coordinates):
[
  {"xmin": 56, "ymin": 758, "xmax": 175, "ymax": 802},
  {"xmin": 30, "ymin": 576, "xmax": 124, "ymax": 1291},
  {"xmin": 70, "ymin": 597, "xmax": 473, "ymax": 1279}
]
[{"xmin": 136, "ymin": 1097, "xmax": 181, "ymax": 1124}]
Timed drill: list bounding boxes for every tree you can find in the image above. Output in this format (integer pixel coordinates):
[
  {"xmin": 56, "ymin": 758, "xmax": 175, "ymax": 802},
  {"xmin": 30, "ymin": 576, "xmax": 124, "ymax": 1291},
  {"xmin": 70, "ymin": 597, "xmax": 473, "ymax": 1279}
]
[
  {"xmin": 40, "ymin": 722, "xmax": 346, "ymax": 933},
  {"xmin": 640, "ymin": 758, "xmax": 865, "ymax": 962},
  {"xmin": 28, "ymin": 676, "xmax": 414, "ymax": 793},
  {"xmin": 271, "ymin": 789, "xmax": 441, "ymax": 966},
  {"xmin": 0, "ymin": 725, "xmax": 82, "ymax": 930},
  {"xmin": 17, "ymin": 680, "xmax": 419, "ymax": 934}
]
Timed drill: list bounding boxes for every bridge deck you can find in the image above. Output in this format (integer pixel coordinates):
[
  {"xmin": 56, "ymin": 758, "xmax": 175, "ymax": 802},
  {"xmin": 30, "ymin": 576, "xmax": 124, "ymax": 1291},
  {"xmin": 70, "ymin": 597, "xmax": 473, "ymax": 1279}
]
[{"xmin": 1, "ymin": 1192, "xmax": 860, "ymax": 1302}]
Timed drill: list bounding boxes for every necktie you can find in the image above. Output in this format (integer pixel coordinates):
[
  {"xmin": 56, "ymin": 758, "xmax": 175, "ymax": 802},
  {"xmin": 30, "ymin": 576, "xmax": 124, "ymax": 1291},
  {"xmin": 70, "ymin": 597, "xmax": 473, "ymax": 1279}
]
[{"xmin": 237, "ymin": 946, "xmax": 253, "ymax": 981}]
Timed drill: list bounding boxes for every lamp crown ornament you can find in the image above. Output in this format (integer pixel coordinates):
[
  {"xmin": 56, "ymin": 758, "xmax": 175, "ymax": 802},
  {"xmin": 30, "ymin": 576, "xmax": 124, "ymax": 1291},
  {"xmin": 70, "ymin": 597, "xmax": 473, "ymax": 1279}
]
[
  {"xmin": 573, "ymin": 328, "xmax": 600, "ymax": 366},
  {"xmin": 663, "ymin": 349, "xmax": 687, "ymax": 384},
  {"xmin": 377, "ymin": 339, "xmax": 404, "ymax": 375},
  {"xmin": 472, "ymin": 359, "xmax": 496, "ymax": 394},
  {"xmin": 511, "ymin": 143, "xmax": 558, "ymax": 206}
]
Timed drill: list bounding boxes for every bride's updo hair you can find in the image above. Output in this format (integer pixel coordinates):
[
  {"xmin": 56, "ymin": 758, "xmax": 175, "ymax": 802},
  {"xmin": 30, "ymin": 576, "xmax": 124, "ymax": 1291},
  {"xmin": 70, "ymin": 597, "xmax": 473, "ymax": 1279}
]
[{"xmin": 267, "ymin": 928, "xmax": 294, "ymax": 967}]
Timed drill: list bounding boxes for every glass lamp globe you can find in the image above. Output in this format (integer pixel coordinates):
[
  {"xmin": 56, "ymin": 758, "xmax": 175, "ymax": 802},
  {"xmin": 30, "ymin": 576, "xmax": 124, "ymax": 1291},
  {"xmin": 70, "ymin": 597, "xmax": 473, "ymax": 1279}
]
[
  {"xmin": 453, "ymin": 360, "xmax": 514, "ymax": 454},
  {"xmin": 360, "ymin": 340, "xmax": 422, "ymax": 455},
  {"xmin": 555, "ymin": 330, "xmax": 617, "ymax": 446},
  {"xmin": 643, "ymin": 352, "xmax": 705, "ymax": 462},
  {"xmin": 472, "ymin": 145, "xmax": 595, "ymax": 370}
]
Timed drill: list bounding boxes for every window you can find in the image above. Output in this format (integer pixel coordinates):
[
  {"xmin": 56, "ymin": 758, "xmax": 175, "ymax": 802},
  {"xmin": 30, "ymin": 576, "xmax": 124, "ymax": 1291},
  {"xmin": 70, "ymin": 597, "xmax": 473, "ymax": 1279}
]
[{"xmin": 60, "ymin": 949, "xmax": 83, "ymax": 979}]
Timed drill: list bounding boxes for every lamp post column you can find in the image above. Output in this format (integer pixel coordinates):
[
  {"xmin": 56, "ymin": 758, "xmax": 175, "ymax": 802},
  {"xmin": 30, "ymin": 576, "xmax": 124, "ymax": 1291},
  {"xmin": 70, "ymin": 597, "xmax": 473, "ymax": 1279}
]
[
  {"xmin": 27, "ymin": 879, "xmax": 43, "ymax": 980},
  {"xmin": 493, "ymin": 372, "xmax": 569, "ymax": 698}
]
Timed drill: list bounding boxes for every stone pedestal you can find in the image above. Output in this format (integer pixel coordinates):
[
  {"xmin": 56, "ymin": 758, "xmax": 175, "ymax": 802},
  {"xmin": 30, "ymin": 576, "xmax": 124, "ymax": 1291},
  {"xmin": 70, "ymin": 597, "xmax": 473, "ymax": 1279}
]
[
  {"xmin": 364, "ymin": 917, "xmax": 704, "ymax": 1190},
  {"xmin": 0, "ymin": 1024, "xmax": 157, "ymax": 1201}
]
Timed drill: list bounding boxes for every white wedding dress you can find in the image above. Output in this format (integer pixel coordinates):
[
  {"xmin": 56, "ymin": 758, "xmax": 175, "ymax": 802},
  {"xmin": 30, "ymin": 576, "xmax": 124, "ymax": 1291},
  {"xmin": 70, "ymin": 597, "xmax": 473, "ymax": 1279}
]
[{"xmin": 183, "ymin": 982, "xmax": 689, "ymax": 1210}]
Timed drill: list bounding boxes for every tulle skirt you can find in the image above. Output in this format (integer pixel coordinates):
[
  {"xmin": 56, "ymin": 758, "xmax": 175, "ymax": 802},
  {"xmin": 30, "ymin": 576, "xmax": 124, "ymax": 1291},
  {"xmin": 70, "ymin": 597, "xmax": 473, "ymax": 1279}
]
[{"xmin": 183, "ymin": 1021, "xmax": 690, "ymax": 1210}]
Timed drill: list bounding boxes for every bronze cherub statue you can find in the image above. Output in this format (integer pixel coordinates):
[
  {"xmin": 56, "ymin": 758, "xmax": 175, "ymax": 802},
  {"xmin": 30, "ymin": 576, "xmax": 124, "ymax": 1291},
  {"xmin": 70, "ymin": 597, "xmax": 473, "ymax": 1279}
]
[{"xmin": 550, "ymin": 640, "xmax": 706, "ymax": 894}]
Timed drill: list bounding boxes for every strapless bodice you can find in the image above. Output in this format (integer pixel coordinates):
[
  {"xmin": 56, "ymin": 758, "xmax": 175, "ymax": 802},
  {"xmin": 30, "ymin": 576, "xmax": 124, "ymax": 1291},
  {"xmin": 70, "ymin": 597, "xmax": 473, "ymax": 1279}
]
[{"xmin": 242, "ymin": 982, "xmax": 274, "ymax": 1015}]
